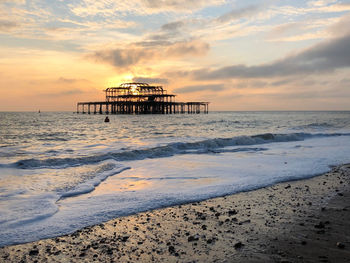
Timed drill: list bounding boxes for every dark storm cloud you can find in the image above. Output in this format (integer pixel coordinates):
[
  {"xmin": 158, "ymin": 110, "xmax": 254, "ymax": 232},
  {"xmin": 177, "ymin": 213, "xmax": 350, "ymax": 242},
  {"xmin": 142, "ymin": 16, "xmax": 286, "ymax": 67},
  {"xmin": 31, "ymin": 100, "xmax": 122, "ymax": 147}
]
[
  {"xmin": 174, "ymin": 84, "xmax": 224, "ymax": 93},
  {"xmin": 193, "ymin": 34, "xmax": 350, "ymax": 80}
]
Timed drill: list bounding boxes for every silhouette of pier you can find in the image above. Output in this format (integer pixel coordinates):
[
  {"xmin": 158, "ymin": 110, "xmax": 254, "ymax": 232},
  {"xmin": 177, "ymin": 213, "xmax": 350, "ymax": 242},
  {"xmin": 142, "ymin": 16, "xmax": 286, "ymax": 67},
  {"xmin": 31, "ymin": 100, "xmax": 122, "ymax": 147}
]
[{"xmin": 77, "ymin": 83, "xmax": 209, "ymax": 114}]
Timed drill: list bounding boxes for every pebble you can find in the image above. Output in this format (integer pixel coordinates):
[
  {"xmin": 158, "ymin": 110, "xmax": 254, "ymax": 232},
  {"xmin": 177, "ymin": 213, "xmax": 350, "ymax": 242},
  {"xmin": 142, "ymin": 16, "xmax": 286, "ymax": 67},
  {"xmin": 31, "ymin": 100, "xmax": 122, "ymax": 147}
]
[
  {"xmin": 29, "ymin": 249, "xmax": 39, "ymax": 256},
  {"xmin": 314, "ymin": 222, "xmax": 325, "ymax": 229},
  {"xmin": 336, "ymin": 242, "xmax": 345, "ymax": 249},
  {"xmin": 168, "ymin": 245, "xmax": 175, "ymax": 254},
  {"xmin": 234, "ymin": 242, "xmax": 244, "ymax": 249},
  {"xmin": 120, "ymin": 236, "xmax": 129, "ymax": 242},
  {"xmin": 188, "ymin": 235, "xmax": 199, "ymax": 242},
  {"xmin": 228, "ymin": 209, "xmax": 238, "ymax": 216}
]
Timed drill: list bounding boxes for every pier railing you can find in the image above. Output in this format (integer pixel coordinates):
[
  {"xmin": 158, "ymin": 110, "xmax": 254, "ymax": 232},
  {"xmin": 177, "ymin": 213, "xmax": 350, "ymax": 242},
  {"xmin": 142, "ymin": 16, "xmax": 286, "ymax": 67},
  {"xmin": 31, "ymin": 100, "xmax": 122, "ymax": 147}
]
[{"xmin": 77, "ymin": 101, "xmax": 209, "ymax": 114}]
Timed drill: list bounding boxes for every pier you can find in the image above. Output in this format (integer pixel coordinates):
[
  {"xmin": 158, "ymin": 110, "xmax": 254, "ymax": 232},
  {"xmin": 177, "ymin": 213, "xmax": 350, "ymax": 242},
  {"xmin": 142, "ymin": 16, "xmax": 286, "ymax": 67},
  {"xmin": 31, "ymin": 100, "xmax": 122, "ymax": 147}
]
[{"xmin": 77, "ymin": 83, "xmax": 209, "ymax": 114}]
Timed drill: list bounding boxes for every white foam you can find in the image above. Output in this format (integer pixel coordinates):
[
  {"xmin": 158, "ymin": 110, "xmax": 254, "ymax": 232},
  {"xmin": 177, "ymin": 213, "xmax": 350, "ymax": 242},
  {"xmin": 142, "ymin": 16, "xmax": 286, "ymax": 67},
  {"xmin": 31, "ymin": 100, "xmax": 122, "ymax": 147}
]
[
  {"xmin": 1, "ymin": 135, "xmax": 349, "ymax": 247},
  {"xmin": 59, "ymin": 166, "xmax": 130, "ymax": 199},
  {"xmin": 0, "ymin": 161, "xmax": 130, "ymax": 246}
]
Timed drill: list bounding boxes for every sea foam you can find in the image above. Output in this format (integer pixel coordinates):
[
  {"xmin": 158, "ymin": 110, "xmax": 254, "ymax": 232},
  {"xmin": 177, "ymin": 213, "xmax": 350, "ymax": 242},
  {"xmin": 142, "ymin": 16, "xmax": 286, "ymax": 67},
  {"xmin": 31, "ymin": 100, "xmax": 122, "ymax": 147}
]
[{"xmin": 3, "ymin": 132, "xmax": 348, "ymax": 170}]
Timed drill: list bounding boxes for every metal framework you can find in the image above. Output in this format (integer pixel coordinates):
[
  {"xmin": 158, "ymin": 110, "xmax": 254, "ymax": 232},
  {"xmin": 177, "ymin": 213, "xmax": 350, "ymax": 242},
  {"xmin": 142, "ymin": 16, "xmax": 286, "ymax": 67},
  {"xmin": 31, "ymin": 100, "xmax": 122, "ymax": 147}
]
[{"xmin": 77, "ymin": 83, "xmax": 209, "ymax": 114}]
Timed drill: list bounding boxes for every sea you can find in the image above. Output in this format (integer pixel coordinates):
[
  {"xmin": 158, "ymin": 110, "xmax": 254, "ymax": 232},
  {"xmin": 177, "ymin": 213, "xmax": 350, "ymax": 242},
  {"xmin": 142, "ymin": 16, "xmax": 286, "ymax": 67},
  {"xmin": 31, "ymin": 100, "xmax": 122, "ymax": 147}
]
[{"xmin": 0, "ymin": 111, "xmax": 350, "ymax": 247}]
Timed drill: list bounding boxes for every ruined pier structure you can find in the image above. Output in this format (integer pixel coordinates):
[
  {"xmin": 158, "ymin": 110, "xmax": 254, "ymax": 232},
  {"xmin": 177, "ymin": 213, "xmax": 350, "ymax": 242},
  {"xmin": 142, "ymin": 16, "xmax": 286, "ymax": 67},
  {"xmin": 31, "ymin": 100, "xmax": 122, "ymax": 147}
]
[{"xmin": 77, "ymin": 83, "xmax": 209, "ymax": 114}]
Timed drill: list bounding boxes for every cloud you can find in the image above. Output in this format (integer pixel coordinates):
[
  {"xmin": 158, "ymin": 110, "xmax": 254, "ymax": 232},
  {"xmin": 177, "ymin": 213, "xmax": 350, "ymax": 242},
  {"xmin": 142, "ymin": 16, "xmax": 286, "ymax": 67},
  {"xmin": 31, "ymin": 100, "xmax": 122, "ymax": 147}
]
[
  {"xmin": 89, "ymin": 39, "xmax": 209, "ymax": 68},
  {"xmin": 340, "ymin": 77, "xmax": 350, "ymax": 84},
  {"xmin": 153, "ymin": 3, "xmax": 274, "ymax": 44},
  {"xmin": 0, "ymin": 0, "xmax": 25, "ymax": 3},
  {"xmin": 161, "ymin": 21, "xmax": 185, "ymax": 31},
  {"xmin": 165, "ymin": 40, "xmax": 209, "ymax": 57},
  {"xmin": 328, "ymin": 13, "xmax": 350, "ymax": 37},
  {"xmin": 141, "ymin": 0, "xmax": 225, "ymax": 12},
  {"xmin": 40, "ymin": 88, "xmax": 86, "ymax": 97},
  {"xmin": 70, "ymin": 0, "xmax": 225, "ymax": 17},
  {"xmin": 89, "ymin": 48, "xmax": 155, "ymax": 68},
  {"xmin": 0, "ymin": 20, "xmax": 18, "ymax": 32},
  {"xmin": 216, "ymin": 5, "xmax": 261, "ymax": 23},
  {"xmin": 267, "ymin": 14, "xmax": 349, "ymax": 42},
  {"xmin": 192, "ymin": 33, "xmax": 350, "ymax": 80},
  {"xmin": 268, "ymin": 22, "xmax": 303, "ymax": 38},
  {"xmin": 308, "ymin": 0, "xmax": 337, "ymax": 7},
  {"xmin": 270, "ymin": 78, "xmax": 295, "ymax": 86},
  {"xmin": 136, "ymin": 40, "xmax": 172, "ymax": 47},
  {"xmin": 271, "ymin": 31, "xmax": 328, "ymax": 42},
  {"xmin": 319, "ymin": 2, "xmax": 350, "ymax": 12},
  {"xmin": 56, "ymin": 77, "xmax": 90, "ymax": 84},
  {"xmin": 132, "ymin": 77, "xmax": 168, "ymax": 84},
  {"xmin": 146, "ymin": 18, "xmax": 206, "ymax": 45},
  {"xmin": 174, "ymin": 84, "xmax": 225, "ymax": 93}
]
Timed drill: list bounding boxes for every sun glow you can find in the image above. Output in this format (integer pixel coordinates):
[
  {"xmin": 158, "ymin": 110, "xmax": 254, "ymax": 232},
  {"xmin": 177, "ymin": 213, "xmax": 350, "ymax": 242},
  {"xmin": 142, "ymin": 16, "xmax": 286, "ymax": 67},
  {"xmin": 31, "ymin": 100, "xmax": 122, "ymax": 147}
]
[{"xmin": 130, "ymin": 84, "xmax": 139, "ymax": 95}]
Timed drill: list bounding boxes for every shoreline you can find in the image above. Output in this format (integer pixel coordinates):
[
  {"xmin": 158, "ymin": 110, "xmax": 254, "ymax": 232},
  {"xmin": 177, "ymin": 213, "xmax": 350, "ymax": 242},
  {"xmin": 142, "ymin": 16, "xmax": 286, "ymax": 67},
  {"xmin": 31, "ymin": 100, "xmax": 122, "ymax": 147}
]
[{"xmin": 1, "ymin": 164, "xmax": 350, "ymax": 262}]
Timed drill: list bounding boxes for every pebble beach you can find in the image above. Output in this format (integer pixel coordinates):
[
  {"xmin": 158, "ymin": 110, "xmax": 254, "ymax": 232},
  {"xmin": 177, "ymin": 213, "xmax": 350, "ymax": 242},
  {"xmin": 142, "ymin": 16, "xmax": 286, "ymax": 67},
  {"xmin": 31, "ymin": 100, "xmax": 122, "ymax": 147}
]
[{"xmin": 1, "ymin": 164, "xmax": 349, "ymax": 262}]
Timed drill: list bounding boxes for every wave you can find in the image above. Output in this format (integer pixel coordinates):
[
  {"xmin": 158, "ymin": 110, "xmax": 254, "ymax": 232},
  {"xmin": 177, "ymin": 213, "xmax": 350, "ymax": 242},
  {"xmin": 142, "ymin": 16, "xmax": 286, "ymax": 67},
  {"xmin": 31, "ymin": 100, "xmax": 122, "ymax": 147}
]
[
  {"xmin": 294, "ymin": 122, "xmax": 349, "ymax": 130},
  {"xmin": 204, "ymin": 120, "xmax": 241, "ymax": 125},
  {"xmin": 0, "ymin": 193, "xmax": 59, "ymax": 227},
  {"xmin": 303, "ymin": 122, "xmax": 334, "ymax": 128},
  {"xmin": 2, "ymin": 132, "xmax": 350, "ymax": 170},
  {"xmin": 0, "ymin": 163, "xmax": 130, "ymax": 230},
  {"xmin": 58, "ymin": 166, "xmax": 130, "ymax": 199}
]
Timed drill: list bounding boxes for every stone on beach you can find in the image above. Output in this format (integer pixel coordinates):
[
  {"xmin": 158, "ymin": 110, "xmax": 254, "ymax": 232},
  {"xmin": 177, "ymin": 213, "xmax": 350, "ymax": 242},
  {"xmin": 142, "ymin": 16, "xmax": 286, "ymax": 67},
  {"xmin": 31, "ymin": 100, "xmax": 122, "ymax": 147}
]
[{"xmin": 0, "ymin": 164, "xmax": 349, "ymax": 262}]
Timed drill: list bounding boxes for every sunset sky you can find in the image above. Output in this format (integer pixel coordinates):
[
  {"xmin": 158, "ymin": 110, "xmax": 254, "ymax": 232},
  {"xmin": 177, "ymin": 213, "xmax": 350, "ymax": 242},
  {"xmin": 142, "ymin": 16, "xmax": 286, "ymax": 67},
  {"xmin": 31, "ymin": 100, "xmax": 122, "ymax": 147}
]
[{"xmin": 1, "ymin": 0, "xmax": 350, "ymax": 111}]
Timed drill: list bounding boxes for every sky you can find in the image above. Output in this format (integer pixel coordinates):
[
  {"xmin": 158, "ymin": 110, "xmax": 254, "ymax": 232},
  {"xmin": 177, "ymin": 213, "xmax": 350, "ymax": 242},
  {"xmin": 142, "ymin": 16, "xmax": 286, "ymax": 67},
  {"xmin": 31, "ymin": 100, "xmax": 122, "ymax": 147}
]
[{"xmin": 1, "ymin": 0, "xmax": 350, "ymax": 111}]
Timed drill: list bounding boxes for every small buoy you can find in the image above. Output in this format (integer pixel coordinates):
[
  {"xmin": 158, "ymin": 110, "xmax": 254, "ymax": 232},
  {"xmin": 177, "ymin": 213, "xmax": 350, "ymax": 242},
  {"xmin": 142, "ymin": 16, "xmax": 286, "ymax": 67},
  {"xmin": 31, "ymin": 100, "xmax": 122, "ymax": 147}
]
[{"xmin": 104, "ymin": 116, "xmax": 110, "ymax": 122}]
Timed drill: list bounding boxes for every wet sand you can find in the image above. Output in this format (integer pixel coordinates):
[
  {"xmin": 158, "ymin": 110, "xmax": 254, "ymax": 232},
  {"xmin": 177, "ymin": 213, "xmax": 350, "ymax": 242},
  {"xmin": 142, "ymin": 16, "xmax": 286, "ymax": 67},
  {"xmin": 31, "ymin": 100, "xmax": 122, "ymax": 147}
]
[{"xmin": 1, "ymin": 164, "xmax": 349, "ymax": 262}]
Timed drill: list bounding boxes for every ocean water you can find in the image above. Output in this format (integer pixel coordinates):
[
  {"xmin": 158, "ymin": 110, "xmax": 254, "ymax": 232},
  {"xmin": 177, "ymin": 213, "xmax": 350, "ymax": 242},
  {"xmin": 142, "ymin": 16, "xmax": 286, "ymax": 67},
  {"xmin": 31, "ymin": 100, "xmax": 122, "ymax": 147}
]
[{"xmin": 0, "ymin": 111, "xmax": 350, "ymax": 246}]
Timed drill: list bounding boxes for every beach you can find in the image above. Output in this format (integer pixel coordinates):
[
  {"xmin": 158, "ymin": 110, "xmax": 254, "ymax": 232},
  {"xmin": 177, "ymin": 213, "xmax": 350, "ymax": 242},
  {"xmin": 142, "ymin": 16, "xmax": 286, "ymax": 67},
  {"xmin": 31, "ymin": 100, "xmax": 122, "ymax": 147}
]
[{"xmin": 1, "ymin": 163, "xmax": 349, "ymax": 262}]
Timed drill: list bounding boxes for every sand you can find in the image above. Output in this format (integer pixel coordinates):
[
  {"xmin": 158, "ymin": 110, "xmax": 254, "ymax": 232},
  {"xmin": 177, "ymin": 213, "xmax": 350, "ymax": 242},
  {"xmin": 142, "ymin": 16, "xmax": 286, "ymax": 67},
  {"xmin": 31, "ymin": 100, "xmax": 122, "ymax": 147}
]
[{"xmin": 1, "ymin": 164, "xmax": 349, "ymax": 263}]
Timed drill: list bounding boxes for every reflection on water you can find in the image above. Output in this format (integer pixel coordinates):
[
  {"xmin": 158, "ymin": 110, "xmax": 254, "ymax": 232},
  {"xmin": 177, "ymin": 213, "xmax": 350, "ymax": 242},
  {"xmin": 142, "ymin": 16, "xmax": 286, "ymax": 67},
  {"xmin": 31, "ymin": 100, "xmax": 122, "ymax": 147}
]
[{"xmin": 92, "ymin": 175, "xmax": 153, "ymax": 195}]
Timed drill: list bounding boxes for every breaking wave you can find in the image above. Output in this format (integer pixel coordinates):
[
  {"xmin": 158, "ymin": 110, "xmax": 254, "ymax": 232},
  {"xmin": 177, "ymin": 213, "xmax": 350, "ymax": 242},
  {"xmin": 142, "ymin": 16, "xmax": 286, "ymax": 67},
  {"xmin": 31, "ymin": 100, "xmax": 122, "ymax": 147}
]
[{"xmin": 2, "ymin": 132, "xmax": 349, "ymax": 170}]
